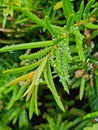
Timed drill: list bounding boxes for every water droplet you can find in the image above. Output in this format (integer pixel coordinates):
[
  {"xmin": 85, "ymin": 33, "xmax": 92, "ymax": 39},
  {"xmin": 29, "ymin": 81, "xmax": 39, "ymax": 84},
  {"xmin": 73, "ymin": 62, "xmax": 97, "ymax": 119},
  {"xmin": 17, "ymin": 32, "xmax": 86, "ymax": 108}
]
[
  {"xmin": 51, "ymin": 55, "xmax": 55, "ymax": 59},
  {"xmin": 58, "ymin": 47, "xmax": 63, "ymax": 53},
  {"xmin": 95, "ymin": 117, "xmax": 98, "ymax": 122},
  {"xmin": 75, "ymin": 26, "xmax": 79, "ymax": 30},
  {"xmin": 25, "ymin": 59, "xmax": 30, "ymax": 65},
  {"xmin": 70, "ymin": 26, "xmax": 75, "ymax": 32},
  {"xmin": 63, "ymin": 76, "xmax": 66, "ymax": 81},
  {"xmin": 19, "ymin": 81, "xmax": 25, "ymax": 86},
  {"xmin": 52, "ymin": 35, "xmax": 56, "ymax": 41}
]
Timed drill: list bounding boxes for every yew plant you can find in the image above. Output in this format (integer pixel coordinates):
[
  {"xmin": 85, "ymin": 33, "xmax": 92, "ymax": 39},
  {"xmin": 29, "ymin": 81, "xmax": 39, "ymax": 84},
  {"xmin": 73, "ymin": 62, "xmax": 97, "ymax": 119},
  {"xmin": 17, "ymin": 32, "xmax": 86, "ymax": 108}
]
[{"xmin": 0, "ymin": 0, "xmax": 98, "ymax": 129}]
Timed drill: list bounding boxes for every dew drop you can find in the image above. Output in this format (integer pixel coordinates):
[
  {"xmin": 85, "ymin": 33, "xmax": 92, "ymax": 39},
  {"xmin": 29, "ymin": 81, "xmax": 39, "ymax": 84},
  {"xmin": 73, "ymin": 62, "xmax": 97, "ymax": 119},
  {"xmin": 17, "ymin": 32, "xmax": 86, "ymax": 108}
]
[
  {"xmin": 19, "ymin": 81, "xmax": 25, "ymax": 86},
  {"xmin": 95, "ymin": 117, "xmax": 98, "ymax": 122},
  {"xmin": 63, "ymin": 76, "xmax": 66, "ymax": 81},
  {"xmin": 58, "ymin": 47, "xmax": 63, "ymax": 53},
  {"xmin": 64, "ymin": 25, "xmax": 66, "ymax": 28},
  {"xmin": 52, "ymin": 35, "xmax": 56, "ymax": 41},
  {"xmin": 25, "ymin": 59, "xmax": 30, "ymax": 65},
  {"xmin": 75, "ymin": 26, "xmax": 79, "ymax": 30}
]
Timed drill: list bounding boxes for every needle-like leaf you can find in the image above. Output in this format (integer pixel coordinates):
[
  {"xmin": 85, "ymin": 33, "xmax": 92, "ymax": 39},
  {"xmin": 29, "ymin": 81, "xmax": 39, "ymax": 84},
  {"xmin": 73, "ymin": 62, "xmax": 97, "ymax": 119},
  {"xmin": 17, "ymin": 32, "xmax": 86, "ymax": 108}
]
[
  {"xmin": 0, "ymin": 41, "xmax": 53, "ymax": 52},
  {"xmin": 62, "ymin": 0, "xmax": 75, "ymax": 19},
  {"xmin": 79, "ymin": 77, "xmax": 86, "ymax": 100},
  {"xmin": 74, "ymin": 30, "xmax": 85, "ymax": 62},
  {"xmin": 44, "ymin": 61, "xmax": 65, "ymax": 112}
]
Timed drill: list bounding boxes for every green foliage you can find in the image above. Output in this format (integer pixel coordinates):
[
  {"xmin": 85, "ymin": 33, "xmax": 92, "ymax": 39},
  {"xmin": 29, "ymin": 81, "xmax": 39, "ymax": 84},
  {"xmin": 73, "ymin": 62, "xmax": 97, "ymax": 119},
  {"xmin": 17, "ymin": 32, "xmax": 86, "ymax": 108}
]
[
  {"xmin": 83, "ymin": 123, "xmax": 98, "ymax": 130},
  {"xmin": 0, "ymin": 0, "xmax": 98, "ymax": 129},
  {"xmin": 62, "ymin": 0, "xmax": 75, "ymax": 19}
]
